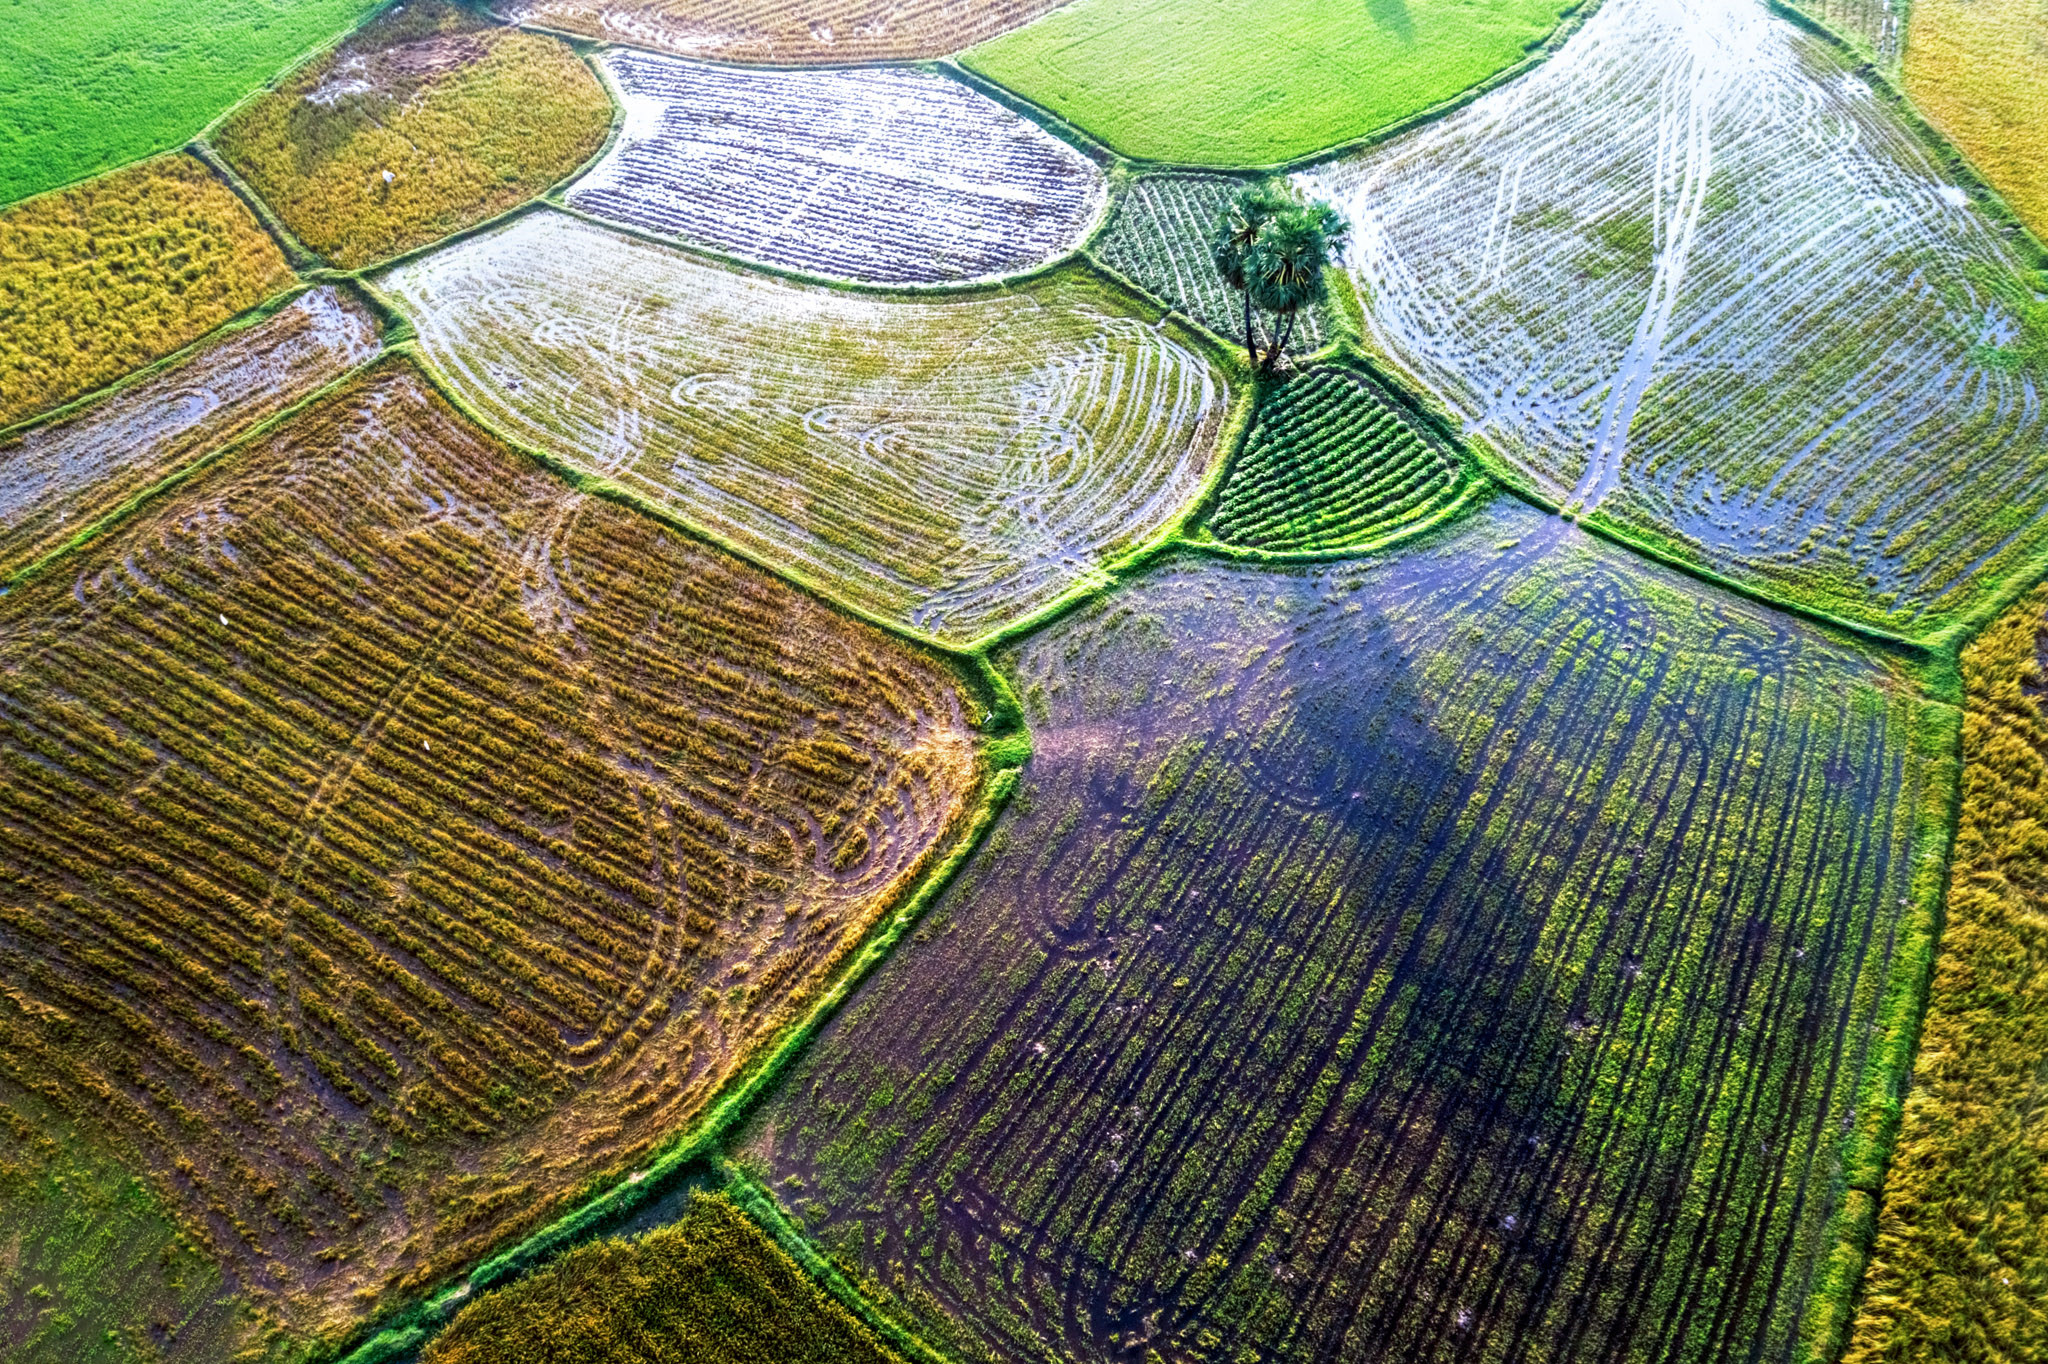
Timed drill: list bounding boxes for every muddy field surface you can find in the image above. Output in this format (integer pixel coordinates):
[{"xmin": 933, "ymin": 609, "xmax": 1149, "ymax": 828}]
[
  {"xmin": 0, "ymin": 362, "xmax": 978, "ymax": 1345},
  {"xmin": 744, "ymin": 500, "xmax": 1943, "ymax": 1364}
]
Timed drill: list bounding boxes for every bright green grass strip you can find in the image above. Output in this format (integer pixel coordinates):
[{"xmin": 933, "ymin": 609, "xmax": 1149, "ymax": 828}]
[
  {"xmin": 961, "ymin": 0, "xmax": 1577, "ymax": 166},
  {"xmin": 0, "ymin": 0, "xmax": 378, "ymax": 207}
]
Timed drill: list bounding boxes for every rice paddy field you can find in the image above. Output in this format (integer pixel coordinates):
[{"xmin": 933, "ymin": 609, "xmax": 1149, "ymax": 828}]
[
  {"xmin": 1901, "ymin": 0, "xmax": 2048, "ymax": 243},
  {"xmin": 212, "ymin": 0, "xmax": 611, "ymax": 269},
  {"xmin": 743, "ymin": 500, "xmax": 1952, "ymax": 1364},
  {"xmin": 0, "ymin": 0, "xmax": 376, "ymax": 208},
  {"xmin": 567, "ymin": 56, "xmax": 1105, "ymax": 285},
  {"xmin": 493, "ymin": 0, "xmax": 1070, "ymax": 64},
  {"xmin": 1090, "ymin": 172, "xmax": 1335, "ymax": 355},
  {"xmin": 1308, "ymin": 0, "xmax": 2048, "ymax": 642},
  {"xmin": 0, "ymin": 153, "xmax": 294, "ymax": 430},
  {"xmin": 1843, "ymin": 590, "xmax": 2048, "ymax": 1364},
  {"xmin": 960, "ymin": 0, "xmax": 1583, "ymax": 167},
  {"xmin": 1204, "ymin": 363, "xmax": 1477, "ymax": 553},
  {"xmin": 423, "ymin": 1189, "xmax": 904, "ymax": 1364},
  {"xmin": 0, "ymin": 285, "xmax": 381, "ymax": 584},
  {"xmin": 0, "ymin": 360, "xmax": 980, "ymax": 1349},
  {"xmin": 8, "ymin": 0, "xmax": 2048, "ymax": 1358},
  {"xmin": 379, "ymin": 211, "xmax": 1231, "ymax": 645}
]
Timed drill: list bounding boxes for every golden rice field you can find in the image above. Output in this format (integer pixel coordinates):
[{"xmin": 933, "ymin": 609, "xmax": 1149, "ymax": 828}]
[
  {"xmin": 0, "ymin": 154, "xmax": 292, "ymax": 429},
  {"xmin": 1902, "ymin": 0, "xmax": 2048, "ymax": 242},
  {"xmin": 213, "ymin": 0, "xmax": 611, "ymax": 269},
  {"xmin": 1844, "ymin": 589, "xmax": 2048, "ymax": 1364},
  {"xmin": 0, "ymin": 285, "xmax": 381, "ymax": 584},
  {"xmin": 0, "ymin": 360, "xmax": 979, "ymax": 1348}
]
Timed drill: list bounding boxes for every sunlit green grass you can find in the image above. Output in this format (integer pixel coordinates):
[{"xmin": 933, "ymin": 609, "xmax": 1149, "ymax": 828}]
[
  {"xmin": 0, "ymin": 0, "xmax": 376, "ymax": 207},
  {"xmin": 962, "ymin": 0, "xmax": 1577, "ymax": 166}
]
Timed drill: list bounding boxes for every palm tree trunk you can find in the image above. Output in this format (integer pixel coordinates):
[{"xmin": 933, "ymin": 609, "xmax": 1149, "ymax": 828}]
[
  {"xmin": 1242, "ymin": 289, "xmax": 1259, "ymax": 368},
  {"xmin": 1266, "ymin": 309, "xmax": 1298, "ymax": 372}
]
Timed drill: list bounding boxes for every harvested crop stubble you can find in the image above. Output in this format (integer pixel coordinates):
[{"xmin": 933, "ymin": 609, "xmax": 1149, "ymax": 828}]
[
  {"xmin": 1091, "ymin": 173, "xmax": 1331, "ymax": 355},
  {"xmin": 0, "ymin": 153, "xmax": 293, "ymax": 430},
  {"xmin": 1206, "ymin": 364, "xmax": 1473, "ymax": 552},
  {"xmin": 0, "ymin": 286, "xmax": 380, "ymax": 583},
  {"xmin": 961, "ymin": 0, "xmax": 1581, "ymax": 167},
  {"xmin": 1305, "ymin": 0, "xmax": 2048, "ymax": 639},
  {"xmin": 1844, "ymin": 589, "xmax": 2048, "ymax": 1364},
  {"xmin": 0, "ymin": 361, "xmax": 979, "ymax": 1348},
  {"xmin": 744, "ymin": 500, "xmax": 1950, "ymax": 1364},
  {"xmin": 1903, "ymin": 0, "xmax": 2048, "ymax": 242},
  {"xmin": 567, "ymin": 55, "xmax": 1104, "ymax": 286},
  {"xmin": 494, "ymin": 0, "xmax": 1068, "ymax": 64},
  {"xmin": 380, "ymin": 211, "xmax": 1229, "ymax": 644},
  {"xmin": 212, "ymin": 0, "xmax": 611, "ymax": 270},
  {"xmin": 423, "ymin": 1191, "xmax": 902, "ymax": 1364}
]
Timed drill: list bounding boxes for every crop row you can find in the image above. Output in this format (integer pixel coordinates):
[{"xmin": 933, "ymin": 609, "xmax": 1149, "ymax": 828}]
[
  {"xmin": 1306, "ymin": 0, "xmax": 2048, "ymax": 637},
  {"xmin": 0, "ymin": 285, "xmax": 381, "ymax": 582},
  {"xmin": 214, "ymin": 0, "xmax": 611, "ymax": 270},
  {"xmin": 1207, "ymin": 364, "xmax": 1470, "ymax": 551},
  {"xmin": 0, "ymin": 153, "xmax": 293, "ymax": 429},
  {"xmin": 380, "ymin": 211, "xmax": 1230, "ymax": 645},
  {"xmin": 1845, "ymin": 588, "xmax": 2048, "ymax": 1364},
  {"xmin": 0, "ymin": 361, "xmax": 978, "ymax": 1348},
  {"xmin": 744, "ymin": 500, "xmax": 1943, "ymax": 1364},
  {"xmin": 422, "ymin": 1189, "xmax": 902, "ymax": 1364},
  {"xmin": 1091, "ymin": 172, "xmax": 1329, "ymax": 356},
  {"xmin": 568, "ymin": 54, "xmax": 1104, "ymax": 286},
  {"xmin": 494, "ymin": 0, "xmax": 1069, "ymax": 65}
]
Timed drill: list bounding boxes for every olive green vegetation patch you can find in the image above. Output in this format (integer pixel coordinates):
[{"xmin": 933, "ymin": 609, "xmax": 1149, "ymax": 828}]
[
  {"xmin": 961, "ymin": 0, "xmax": 1579, "ymax": 166},
  {"xmin": 0, "ymin": 0, "xmax": 379, "ymax": 208},
  {"xmin": 421, "ymin": 1192, "xmax": 902, "ymax": 1364},
  {"xmin": 1206, "ymin": 364, "xmax": 1476, "ymax": 552},
  {"xmin": 214, "ymin": 0, "xmax": 612, "ymax": 269}
]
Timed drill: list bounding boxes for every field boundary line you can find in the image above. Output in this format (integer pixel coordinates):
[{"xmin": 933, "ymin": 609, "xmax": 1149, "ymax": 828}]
[
  {"xmin": 0, "ymin": 279, "xmax": 341, "ymax": 446},
  {"xmin": 0, "ymin": 342, "xmax": 392, "ymax": 596},
  {"xmin": 1795, "ymin": 697, "xmax": 1965, "ymax": 1362},
  {"xmin": 327, "ymin": 761, "xmax": 1023, "ymax": 1364},
  {"xmin": 724, "ymin": 1164, "xmax": 964, "ymax": 1364},
  {"xmin": 955, "ymin": 0, "xmax": 1611, "ymax": 176},
  {"xmin": 188, "ymin": 138, "xmax": 324, "ymax": 271}
]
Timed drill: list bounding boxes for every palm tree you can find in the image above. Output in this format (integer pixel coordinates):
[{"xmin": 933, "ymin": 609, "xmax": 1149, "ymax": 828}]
[
  {"xmin": 1211, "ymin": 182, "xmax": 1290, "ymax": 367},
  {"xmin": 1245, "ymin": 201, "xmax": 1349, "ymax": 372}
]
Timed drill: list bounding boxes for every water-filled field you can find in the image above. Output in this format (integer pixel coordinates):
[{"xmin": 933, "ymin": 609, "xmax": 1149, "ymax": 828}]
[
  {"xmin": 568, "ymin": 56, "xmax": 1104, "ymax": 285},
  {"xmin": 0, "ymin": 286, "xmax": 381, "ymax": 582},
  {"xmin": 744, "ymin": 501, "xmax": 1949, "ymax": 1364},
  {"xmin": 495, "ymin": 0, "xmax": 1069, "ymax": 63},
  {"xmin": 0, "ymin": 361, "xmax": 978, "ymax": 1344},
  {"xmin": 1309, "ymin": 0, "xmax": 2048, "ymax": 639},
  {"xmin": 381, "ymin": 211, "xmax": 1232, "ymax": 644}
]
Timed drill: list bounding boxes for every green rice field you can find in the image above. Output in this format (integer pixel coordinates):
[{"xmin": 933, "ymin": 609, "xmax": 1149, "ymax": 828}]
[
  {"xmin": 962, "ymin": 0, "xmax": 1581, "ymax": 166},
  {"xmin": 0, "ymin": 0, "xmax": 378, "ymax": 207}
]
